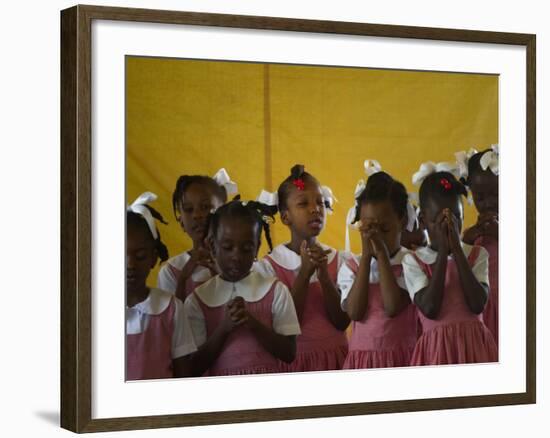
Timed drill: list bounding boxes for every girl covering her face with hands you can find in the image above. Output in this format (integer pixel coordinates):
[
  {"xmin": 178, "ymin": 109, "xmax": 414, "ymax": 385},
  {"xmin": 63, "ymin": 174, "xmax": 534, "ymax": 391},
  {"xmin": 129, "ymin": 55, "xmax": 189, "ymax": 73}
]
[
  {"xmin": 402, "ymin": 168, "xmax": 497, "ymax": 365},
  {"xmin": 338, "ymin": 168, "xmax": 418, "ymax": 369}
]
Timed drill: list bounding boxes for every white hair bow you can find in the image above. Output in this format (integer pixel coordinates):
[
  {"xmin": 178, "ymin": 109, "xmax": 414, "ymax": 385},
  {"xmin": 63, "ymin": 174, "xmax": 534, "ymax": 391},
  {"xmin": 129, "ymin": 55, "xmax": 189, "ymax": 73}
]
[
  {"xmin": 364, "ymin": 159, "xmax": 382, "ymax": 177},
  {"xmin": 344, "ymin": 159, "xmax": 382, "ymax": 252},
  {"xmin": 406, "ymin": 192, "xmax": 419, "ymax": 233},
  {"xmin": 257, "ymin": 189, "xmax": 279, "ymax": 207},
  {"xmin": 479, "ymin": 144, "xmax": 499, "ymax": 175},
  {"xmin": 321, "ymin": 185, "xmax": 337, "ymax": 213},
  {"xmin": 127, "ymin": 191, "xmax": 159, "ymax": 239},
  {"xmin": 412, "ymin": 161, "xmax": 459, "ymax": 186},
  {"xmin": 454, "ymin": 148, "xmax": 479, "ymax": 179},
  {"xmin": 212, "ymin": 168, "xmax": 239, "ymax": 197}
]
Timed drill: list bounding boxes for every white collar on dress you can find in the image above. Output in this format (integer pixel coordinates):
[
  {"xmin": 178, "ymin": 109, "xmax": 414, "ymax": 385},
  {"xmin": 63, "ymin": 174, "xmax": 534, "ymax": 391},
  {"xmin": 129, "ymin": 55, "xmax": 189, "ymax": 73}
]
[
  {"xmin": 128, "ymin": 288, "xmax": 172, "ymax": 315},
  {"xmin": 168, "ymin": 251, "xmax": 212, "ymax": 282},
  {"xmin": 347, "ymin": 247, "xmax": 408, "ymax": 283},
  {"xmin": 414, "ymin": 242, "xmax": 473, "ymax": 264},
  {"xmin": 194, "ymin": 271, "xmax": 276, "ymax": 306},
  {"xmin": 269, "ymin": 242, "xmax": 337, "ymax": 270}
]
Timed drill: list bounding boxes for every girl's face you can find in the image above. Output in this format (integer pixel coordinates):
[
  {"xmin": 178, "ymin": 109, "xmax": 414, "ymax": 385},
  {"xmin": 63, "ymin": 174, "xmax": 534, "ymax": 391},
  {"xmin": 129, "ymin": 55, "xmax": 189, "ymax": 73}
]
[
  {"xmin": 281, "ymin": 181, "xmax": 326, "ymax": 240},
  {"xmin": 421, "ymin": 196, "xmax": 463, "ymax": 252},
  {"xmin": 178, "ymin": 183, "xmax": 223, "ymax": 244},
  {"xmin": 469, "ymin": 171, "xmax": 498, "ymax": 216},
  {"xmin": 126, "ymin": 223, "xmax": 157, "ymax": 293},
  {"xmin": 360, "ymin": 200, "xmax": 404, "ymax": 255},
  {"xmin": 210, "ymin": 217, "xmax": 260, "ymax": 283}
]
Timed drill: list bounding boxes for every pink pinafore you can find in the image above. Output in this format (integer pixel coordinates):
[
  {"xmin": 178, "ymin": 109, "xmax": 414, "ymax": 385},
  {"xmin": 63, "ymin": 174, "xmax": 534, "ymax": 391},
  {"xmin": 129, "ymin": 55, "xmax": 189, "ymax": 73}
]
[
  {"xmin": 265, "ymin": 253, "xmax": 348, "ymax": 372},
  {"xmin": 342, "ymin": 257, "xmax": 418, "ymax": 369},
  {"xmin": 194, "ymin": 281, "xmax": 281, "ymax": 376},
  {"xmin": 475, "ymin": 235, "xmax": 499, "ymax": 351},
  {"xmin": 410, "ymin": 247, "xmax": 497, "ymax": 365},
  {"xmin": 126, "ymin": 296, "xmax": 176, "ymax": 380}
]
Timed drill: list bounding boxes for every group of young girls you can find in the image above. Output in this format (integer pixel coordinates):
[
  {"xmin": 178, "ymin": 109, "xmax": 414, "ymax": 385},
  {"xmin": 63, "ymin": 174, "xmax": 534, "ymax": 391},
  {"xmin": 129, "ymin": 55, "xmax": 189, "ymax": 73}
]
[{"xmin": 126, "ymin": 145, "xmax": 499, "ymax": 380}]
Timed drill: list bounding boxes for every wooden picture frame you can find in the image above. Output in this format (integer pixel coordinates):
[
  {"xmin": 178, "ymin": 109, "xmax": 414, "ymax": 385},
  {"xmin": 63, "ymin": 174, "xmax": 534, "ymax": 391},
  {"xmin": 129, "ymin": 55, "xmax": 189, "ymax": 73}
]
[{"xmin": 60, "ymin": 4, "xmax": 536, "ymax": 433}]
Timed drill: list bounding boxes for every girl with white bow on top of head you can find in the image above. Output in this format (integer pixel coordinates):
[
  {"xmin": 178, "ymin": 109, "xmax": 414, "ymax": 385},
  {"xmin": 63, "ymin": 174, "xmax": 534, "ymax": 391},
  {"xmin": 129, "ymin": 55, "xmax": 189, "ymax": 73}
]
[
  {"xmin": 126, "ymin": 192, "xmax": 197, "ymax": 380},
  {"xmin": 401, "ymin": 161, "xmax": 497, "ymax": 365},
  {"xmin": 157, "ymin": 169, "xmax": 238, "ymax": 301},
  {"xmin": 338, "ymin": 160, "xmax": 419, "ymax": 369}
]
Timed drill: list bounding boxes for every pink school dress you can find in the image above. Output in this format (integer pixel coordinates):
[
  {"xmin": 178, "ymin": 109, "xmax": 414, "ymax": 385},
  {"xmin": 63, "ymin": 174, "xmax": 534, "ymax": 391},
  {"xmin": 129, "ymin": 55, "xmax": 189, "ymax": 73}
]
[
  {"xmin": 338, "ymin": 249, "xmax": 418, "ymax": 369},
  {"xmin": 157, "ymin": 251, "xmax": 212, "ymax": 297},
  {"xmin": 257, "ymin": 244, "xmax": 348, "ymax": 372},
  {"xmin": 475, "ymin": 235, "xmax": 499, "ymax": 350},
  {"xmin": 126, "ymin": 288, "xmax": 196, "ymax": 380},
  {"xmin": 185, "ymin": 271, "xmax": 301, "ymax": 376},
  {"xmin": 403, "ymin": 245, "xmax": 497, "ymax": 365}
]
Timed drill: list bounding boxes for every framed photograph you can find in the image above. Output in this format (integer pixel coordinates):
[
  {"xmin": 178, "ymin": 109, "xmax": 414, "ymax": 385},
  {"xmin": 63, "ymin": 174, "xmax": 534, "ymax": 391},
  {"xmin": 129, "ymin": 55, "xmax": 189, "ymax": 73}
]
[{"xmin": 60, "ymin": 4, "xmax": 536, "ymax": 433}]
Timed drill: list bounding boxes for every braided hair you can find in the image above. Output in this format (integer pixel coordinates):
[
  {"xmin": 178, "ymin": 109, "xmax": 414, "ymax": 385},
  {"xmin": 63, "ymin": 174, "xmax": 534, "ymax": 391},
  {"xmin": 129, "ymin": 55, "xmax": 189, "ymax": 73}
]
[
  {"xmin": 352, "ymin": 171, "xmax": 409, "ymax": 224},
  {"xmin": 207, "ymin": 196, "xmax": 277, "ymax": 253},
  {"xmin": 127, "ymin": 205, "xmax": 169, "ymax": 264},
  {"xmin": 276, "ymin": 164, "xmax": 331, "ymax": 212},
  {"xmin": 171, "ymin": 175, "xmax": 228, "ymax": 221},
  {"xmin": 419, "ymin": 171, "xmax": 468, "ymax": 210}
]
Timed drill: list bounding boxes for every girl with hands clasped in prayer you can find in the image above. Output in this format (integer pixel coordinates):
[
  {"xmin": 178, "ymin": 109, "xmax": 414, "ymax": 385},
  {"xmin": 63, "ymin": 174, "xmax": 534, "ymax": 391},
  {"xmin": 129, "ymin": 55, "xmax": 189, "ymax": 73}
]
[
  {"xmin": 402, "ymin": 163, "xmax": 497, "ymax": 365},
  {"xmin": 255, "ymin": 165, "xmax": 350, "ymax": 372},
  {"xmin": 157, "ymin": 169, "xmax": 237, "ymax": 300},
  {"xmin": 183, "ymin": 198, "xmax": 300, "ymax": 376},
  {"xmin": 338, "ymin": 161, "xmax": 418, "ymax": 369},
  {"xmin": 457, "ymin": 145, "xmax": 499, "ymax": 347}
]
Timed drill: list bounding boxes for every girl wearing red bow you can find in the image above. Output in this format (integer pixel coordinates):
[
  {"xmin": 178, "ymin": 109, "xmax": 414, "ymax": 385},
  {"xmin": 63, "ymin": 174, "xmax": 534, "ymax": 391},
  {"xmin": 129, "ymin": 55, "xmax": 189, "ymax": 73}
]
[{"xmin": 402, "ymin": 168, "xmax": 497, "ymax": 365}]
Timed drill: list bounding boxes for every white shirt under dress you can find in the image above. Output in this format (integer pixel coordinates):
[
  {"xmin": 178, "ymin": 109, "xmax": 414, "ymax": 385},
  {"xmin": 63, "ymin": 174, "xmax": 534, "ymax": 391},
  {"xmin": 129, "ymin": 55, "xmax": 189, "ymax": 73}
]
[
  {"xmin": 157, "ymin": 251, "xmax": 213, "ymax": 295},
  {"xmin": 337, "ymin": 247, "xmax": 409, "ymax": 312},
  {"xmin": 401, "ymin": 244, "xmax": 489, "ymax": 301},
  {"xmin": 126, "ymin": 288, "xmax": 198, "ymax": 359},
  {"xmin": 183, "ymin": 271, "xmax": 301, "ymax": 348}
]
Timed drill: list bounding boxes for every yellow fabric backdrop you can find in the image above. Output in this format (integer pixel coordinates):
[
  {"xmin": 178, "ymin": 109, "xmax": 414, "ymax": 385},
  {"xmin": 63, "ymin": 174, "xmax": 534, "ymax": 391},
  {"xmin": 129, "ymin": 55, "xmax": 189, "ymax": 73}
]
[{"xmin": 126, "ymin": 57, "xmax": 498, "ymax": 283}]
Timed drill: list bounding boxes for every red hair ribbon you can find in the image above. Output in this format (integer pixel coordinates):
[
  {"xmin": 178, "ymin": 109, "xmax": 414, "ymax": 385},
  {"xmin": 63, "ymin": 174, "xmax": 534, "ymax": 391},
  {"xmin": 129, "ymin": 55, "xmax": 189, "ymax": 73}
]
[
  {"xmin": 292, "ymin": 178, "xmax": 305, "ymax": 190},
  {"xmin": 440, "ymin": 178, "xmax": 452, "ymax": 190}
]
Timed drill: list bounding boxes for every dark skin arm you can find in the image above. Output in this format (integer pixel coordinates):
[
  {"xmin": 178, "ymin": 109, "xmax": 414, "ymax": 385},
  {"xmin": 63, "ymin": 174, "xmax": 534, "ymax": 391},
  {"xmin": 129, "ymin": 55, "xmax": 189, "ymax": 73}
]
[
  {"xmin": 230, "ymin": 297, "xmax": 297, "ymax": 363},
  {"xmin": 446, "ymin": 210, "xmax": 489, "ymax": 314},
  {"xmin": 345, "ymin": 253, "xmax": 372, "ymax": 321},
  {"xmin": 188, "ymin": 300, "xmax": 236, "ymax": 377},
  {"xmin": 309, "ymin": 244, "xmax": 350, "ymax": 331},
  {"xmin": 369, "ymin": 228, "xmax": 411, "ymax": 317},
  {"xmin": 345, "ymin": 224, "xmax": 375, "ymax": 321},
  {"xmin": 174, "ymin": 247, "xmax": 217, "ymax": 301},
  {"xmin": 289, "ymin": 240, "xmax": 318, "ymax": 321},
  {"xmin": 172, "ymin": 356, "xmax": 193, "ymax": 378},
  {"xmin": 414, "ymin": 212, "xmax": 449, "ymax": 319}
]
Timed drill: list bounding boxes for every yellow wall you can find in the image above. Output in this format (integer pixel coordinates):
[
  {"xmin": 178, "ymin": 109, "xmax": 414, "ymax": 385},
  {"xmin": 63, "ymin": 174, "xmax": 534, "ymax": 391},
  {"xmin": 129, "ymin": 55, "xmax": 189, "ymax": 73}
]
[{"xmin": 126, "ymin": 57, "xmax": 498, "ymax": 283}]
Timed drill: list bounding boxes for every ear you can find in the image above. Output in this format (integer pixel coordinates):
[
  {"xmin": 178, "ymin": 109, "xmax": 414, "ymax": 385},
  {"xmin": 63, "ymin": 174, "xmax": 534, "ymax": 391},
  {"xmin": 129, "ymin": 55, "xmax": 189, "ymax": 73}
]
[{"xmin": 280, "ymin": 209, "xmax": 291, "ymax": 226}]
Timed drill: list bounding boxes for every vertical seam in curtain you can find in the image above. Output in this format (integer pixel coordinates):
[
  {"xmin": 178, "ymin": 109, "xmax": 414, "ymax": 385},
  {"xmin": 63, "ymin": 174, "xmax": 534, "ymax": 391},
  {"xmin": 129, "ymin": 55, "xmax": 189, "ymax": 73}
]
[{"xmin": 263, "ymin": 64, "xmax": 275, "ymax": 243}]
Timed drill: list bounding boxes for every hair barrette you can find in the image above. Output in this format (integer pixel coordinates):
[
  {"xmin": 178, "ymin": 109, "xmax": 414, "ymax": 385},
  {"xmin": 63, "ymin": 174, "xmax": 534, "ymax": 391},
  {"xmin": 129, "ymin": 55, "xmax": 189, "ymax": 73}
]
[{"xmin": 292, "ymin": 178, "xmax": 305, "ymax": 190}]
